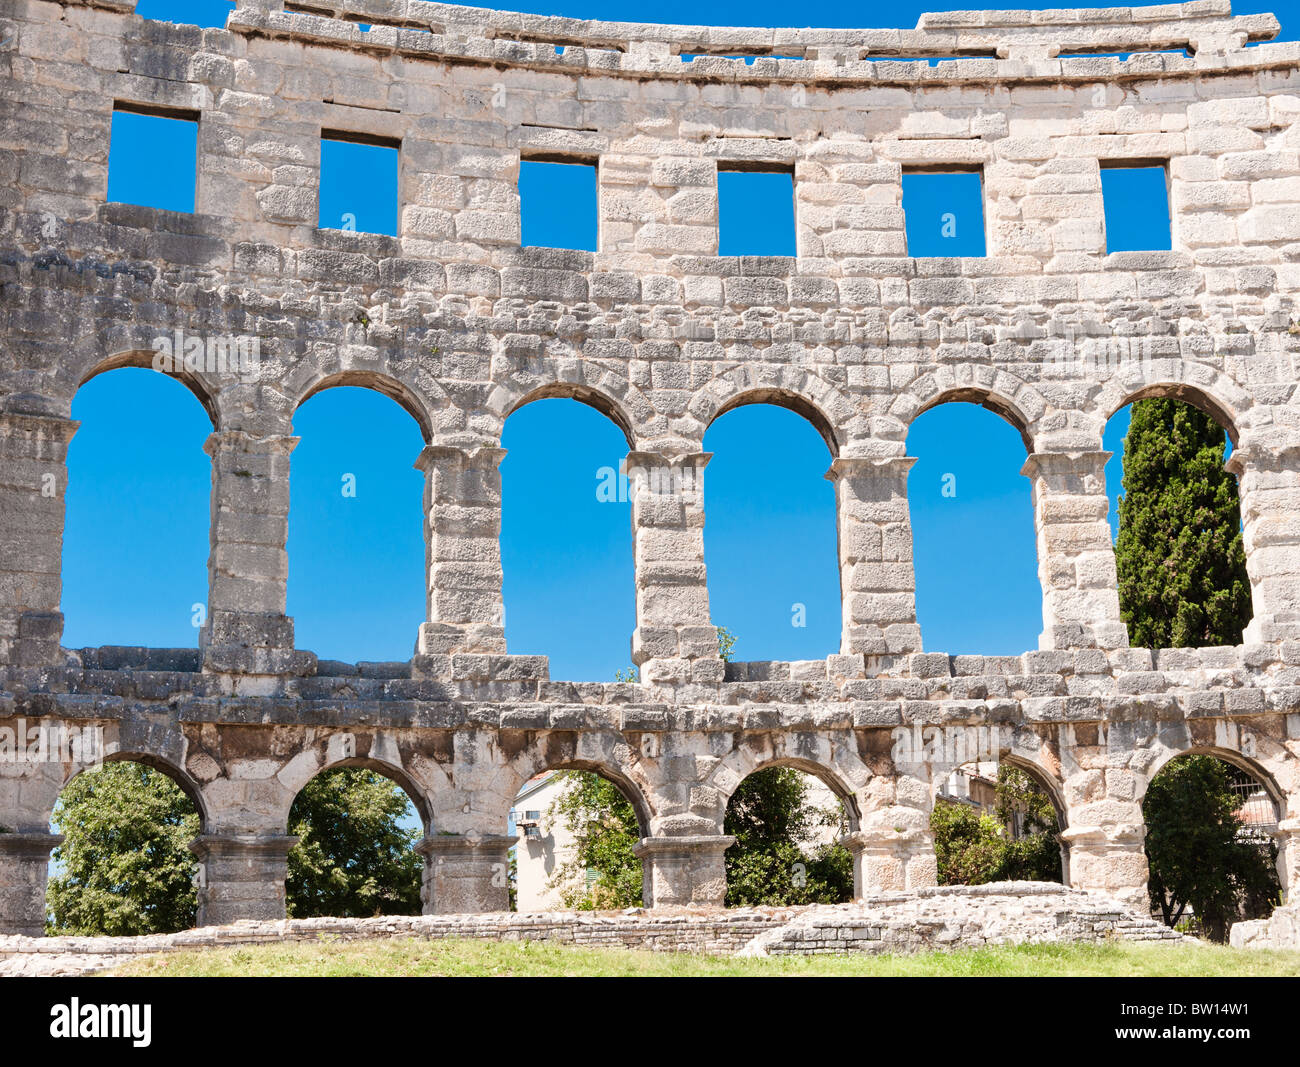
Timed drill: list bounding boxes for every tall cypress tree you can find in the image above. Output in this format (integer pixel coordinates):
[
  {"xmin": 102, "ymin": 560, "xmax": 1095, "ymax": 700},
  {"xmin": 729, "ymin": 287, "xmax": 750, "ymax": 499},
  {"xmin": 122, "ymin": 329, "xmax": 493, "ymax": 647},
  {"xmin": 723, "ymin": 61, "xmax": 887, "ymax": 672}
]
[{"xmin": 1115, "ymin": 397, "xmax": 1252, "ymax": 648}]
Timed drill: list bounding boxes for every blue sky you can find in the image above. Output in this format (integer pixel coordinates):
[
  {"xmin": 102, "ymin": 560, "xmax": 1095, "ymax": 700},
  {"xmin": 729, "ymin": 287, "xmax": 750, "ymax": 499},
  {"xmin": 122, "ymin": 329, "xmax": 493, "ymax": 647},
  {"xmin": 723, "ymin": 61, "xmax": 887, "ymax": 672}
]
[{"xmin": 64, "ymin": 0, "xmax": 1253, "ymax": 676}]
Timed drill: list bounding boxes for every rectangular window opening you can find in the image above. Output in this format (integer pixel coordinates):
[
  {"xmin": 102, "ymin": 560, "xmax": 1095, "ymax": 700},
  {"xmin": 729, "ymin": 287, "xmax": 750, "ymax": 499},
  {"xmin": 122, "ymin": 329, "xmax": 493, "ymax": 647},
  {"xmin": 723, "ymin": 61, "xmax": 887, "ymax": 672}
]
[
  {"xmin": 717, "ymin": 163, "xmax": 796, "ymax": 257},
  {"xmin": 107, "ymin": 103, "xmax": 200, "ymax": 214},
  {"xmin": 318, "ymin": 130, "xmax": 400, "ymax": 236},
  {"xmin": 1100, "ymin": 161, "xmax": 1171, "ymax": 253},
  {"xmin": 518, "ymin": 156, "xmax": 598, "ymax": 251},
  {"xmin": 901, "ymin": 167, "xmax": 987, "ymax": 257}
]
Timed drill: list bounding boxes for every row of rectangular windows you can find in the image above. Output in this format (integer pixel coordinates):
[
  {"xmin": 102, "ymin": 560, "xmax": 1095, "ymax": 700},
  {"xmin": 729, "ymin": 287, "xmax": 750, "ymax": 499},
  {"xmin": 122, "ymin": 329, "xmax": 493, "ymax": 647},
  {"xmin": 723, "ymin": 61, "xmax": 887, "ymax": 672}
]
[{"xmin": 105, "ymin": 104, "xmax": 1174, "ymax": 258}]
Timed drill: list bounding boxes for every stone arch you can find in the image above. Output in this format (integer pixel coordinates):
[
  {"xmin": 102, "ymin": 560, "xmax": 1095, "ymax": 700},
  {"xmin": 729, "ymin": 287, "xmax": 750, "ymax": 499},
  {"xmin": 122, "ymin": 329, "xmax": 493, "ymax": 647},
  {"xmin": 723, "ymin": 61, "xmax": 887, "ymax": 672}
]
[
  {"xmin": 489, "ymin": 375, "xmax": 641, "ymax": 449},
  {"xmin": 1098, "ymin": 371, "xmax": 1249, "ymax": 447},
  {"xmin": 292, "ymin": 369, "xmax": 434, "ymax": 442},
  {"xmin": 60, "ymin": 750, "xmax": 209, "ymax": 831},
  {"xmin": 500, "ymin": 731, "xmax": 655, "ymax": 837},
  {"xmin": 74, "ymin": 350, "xmax": 220, "ymax": 428},
  {"xmin": 705, "ymin": 734, "xmax": 869, "ymax": 832},
  {"xmin": 897, "ymin": 373, "xmax": 1041, "ymax": 454},
  {"xmin": 275, "ymin": 745, "xmax": 433, "ymax": 835},
  {"xmin": 1142, "ymin": 743, "xmax": 1289, "ymax": 821},
  {"xmin": 690, "ymin": 365, "xmax": 855, "ymax": 456},
  {"xmin": 998, "ymin": 752, "xmax": 1068, "ymax": 830}
]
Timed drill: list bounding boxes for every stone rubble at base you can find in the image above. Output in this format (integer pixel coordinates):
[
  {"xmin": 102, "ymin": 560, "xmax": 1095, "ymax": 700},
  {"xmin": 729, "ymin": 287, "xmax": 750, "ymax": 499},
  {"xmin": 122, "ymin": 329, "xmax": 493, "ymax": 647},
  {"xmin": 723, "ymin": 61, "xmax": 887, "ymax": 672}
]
[
  {"xmin": 0, "ymin": 883, "xmax": 1181, "ymax": 975},
  {"xmin": 0, "ymin": 0, "xmax": 1298, "ymax": 938}
]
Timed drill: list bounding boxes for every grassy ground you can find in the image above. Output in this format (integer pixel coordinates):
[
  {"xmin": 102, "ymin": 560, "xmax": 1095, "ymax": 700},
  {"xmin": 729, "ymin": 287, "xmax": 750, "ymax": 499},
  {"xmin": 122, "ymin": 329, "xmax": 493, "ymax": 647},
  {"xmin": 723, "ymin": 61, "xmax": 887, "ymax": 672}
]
[{"xmin": 106, "ymin": 937, "xmax": 1300, "ymax": 978}]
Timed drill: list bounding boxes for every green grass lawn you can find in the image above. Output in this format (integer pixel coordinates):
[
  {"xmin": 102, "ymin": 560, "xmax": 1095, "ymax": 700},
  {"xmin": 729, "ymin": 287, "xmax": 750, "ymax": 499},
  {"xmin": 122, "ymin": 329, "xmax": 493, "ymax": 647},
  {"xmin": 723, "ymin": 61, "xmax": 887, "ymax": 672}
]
[{"xmin": 106, "ymin": 937, "xmax": 1300, "ymax": 978}]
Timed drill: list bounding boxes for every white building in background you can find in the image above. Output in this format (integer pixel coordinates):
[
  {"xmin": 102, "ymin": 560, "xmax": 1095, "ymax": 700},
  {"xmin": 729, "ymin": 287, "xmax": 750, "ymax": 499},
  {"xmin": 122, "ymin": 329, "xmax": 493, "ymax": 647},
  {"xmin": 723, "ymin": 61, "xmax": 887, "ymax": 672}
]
[{"xmin": 510, "ymin": 769, "xmax": 846, "ymax": 912}]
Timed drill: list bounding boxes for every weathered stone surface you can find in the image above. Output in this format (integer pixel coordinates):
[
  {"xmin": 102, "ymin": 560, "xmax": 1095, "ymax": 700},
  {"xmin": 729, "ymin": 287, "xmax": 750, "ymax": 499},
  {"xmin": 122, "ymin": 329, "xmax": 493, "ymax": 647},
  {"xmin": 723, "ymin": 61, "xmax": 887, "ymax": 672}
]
[{"xmin": 0, "ymin": 1, "xmax": 1299, "ymax": 933}]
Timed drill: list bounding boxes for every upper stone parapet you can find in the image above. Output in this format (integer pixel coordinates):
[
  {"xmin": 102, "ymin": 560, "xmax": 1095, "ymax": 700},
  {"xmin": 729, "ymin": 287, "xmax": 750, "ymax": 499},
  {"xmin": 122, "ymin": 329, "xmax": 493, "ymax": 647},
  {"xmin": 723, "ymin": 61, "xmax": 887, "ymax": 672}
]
[{"xmin": 226, "ymin": 0, "xmax": 1276, "ymax": 62}]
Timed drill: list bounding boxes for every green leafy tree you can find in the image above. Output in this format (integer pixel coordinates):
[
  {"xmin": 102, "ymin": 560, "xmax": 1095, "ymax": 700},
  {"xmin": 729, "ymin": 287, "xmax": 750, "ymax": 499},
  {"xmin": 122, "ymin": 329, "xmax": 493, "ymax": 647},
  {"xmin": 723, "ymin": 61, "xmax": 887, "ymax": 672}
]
[
  {"xmin": 1115, "ymin": 397, "xmax": 1252, "ymax": 648},
  {"xmin": 724, "ymin": 767, "xmax": 853, "ymax": 906},
  {"xmin": 1142, "ymin": 755, "xmax": 1281, "ymax": 942},
  {"xmin": 286, "ymin": 768, "xmax": 424, "ymax": 918},
  {"xmin": 932, "ymin": 765, "xmax": 1062, "ymax": 886},
  {"xmin": 932, "ymin": 802, "xmax": 1008, "ymax": 886},
  {"xmin": 47, "ymin": 762, "xmax": 200, "ymax": 936},
  {"xmin": 547, "ymin": 772, "xmax": 643, "ymax": 909}
]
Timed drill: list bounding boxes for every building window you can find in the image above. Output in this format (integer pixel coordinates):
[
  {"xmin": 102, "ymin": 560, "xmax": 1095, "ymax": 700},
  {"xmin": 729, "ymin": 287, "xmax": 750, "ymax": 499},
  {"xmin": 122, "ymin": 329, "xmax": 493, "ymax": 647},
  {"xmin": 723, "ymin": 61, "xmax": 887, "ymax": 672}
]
[
  {"xmin": 319, "ymin": 131, "xmax": 400, "ymax": 236},
  {"xmin": 1100, "ymin": 162, "xmax": 1171, "ymax": 252},
  {"xmin": 107, "ymin": 104, "xmax": 200, "ymax": 213},
  {"xmin": 717, "ymin": 163, "xmax": 796, "ymax": 256},
  {"xmin": 901, "ymin": 168, "xmax": 987, "ymax": 256},
  {"xmin": 518, "ymin": 157, "xmax": 598, "ymax": 251}
]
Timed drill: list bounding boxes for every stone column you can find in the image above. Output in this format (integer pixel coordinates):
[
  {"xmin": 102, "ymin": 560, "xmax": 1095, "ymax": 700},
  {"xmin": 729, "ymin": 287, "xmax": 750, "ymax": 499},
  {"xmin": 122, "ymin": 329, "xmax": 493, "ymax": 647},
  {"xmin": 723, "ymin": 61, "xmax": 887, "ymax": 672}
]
[
  {"xmin": 629, "ymin": 452, "xmax": 723, "ymax": 685},
  {"xmin": 840, "ymin": 826, "xmax": 937, "ymax": 895},
  {"xmin": 415, "ymin": 833, "xmax": 513, "ymax": 913},
  {"xmin": 1274, "ymin": 817, "xmax": 1300, "ymax": 895},
  {"xmin": 826, "ymin": 455, "xmax": 921, "ymax": 657},
  {"xmin": 190, "ymin": 833, "xmax": 297, "ymax": 926},
  {"xmin": 1061, "ymin": 822, "xmax": 1149, "ymax": 912},
  {"xmin": 202, "ymin": 429, "xmax": 313, "ymax": 680},
  {"xmin": 1022, "ymin": 450, "xmax": 1128, "ymax": 650},
  {"xmin": 0, "ymin": 411, "xmax": 77, "ymax": 668},
  {"xmin": 633, "ymin": 834, "xmax": 735, "ymax": 907},
  {"xmin": 0, "ymin": 832, "xmax": 62, "ymax": 936},
  {"xmin": 412, "ymin": 444, "xmax": 507, "ymax": 660},
  {"xmin": 1228, "ymin": 444, "xmax": 1300, "ymax": 643}
]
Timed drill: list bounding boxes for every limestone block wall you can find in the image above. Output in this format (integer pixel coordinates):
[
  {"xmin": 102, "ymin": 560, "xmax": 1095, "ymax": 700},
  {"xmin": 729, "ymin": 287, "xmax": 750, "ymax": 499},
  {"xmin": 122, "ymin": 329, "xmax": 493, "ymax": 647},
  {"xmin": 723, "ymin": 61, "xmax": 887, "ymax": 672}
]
[{"xmin": 1, "ymin": 0, "xmax": 1300, "ymax": 931}]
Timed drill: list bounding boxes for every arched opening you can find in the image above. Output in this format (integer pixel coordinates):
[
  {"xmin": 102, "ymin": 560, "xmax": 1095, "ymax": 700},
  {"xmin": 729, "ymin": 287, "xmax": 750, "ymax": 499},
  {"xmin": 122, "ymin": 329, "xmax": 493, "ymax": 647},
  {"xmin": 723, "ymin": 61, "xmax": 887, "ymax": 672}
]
[
  {"xmin": 907, "ymin": 399, "xmax": 1039, "ymax": 654},
  {"xmin": 931, "ymin": 758, "xmax": 1065, "ymax": 886},
  {"xmin": 500, "ymin": 397, "xmax": 634, "ymax": 681},
  {"xmin": 510, "ymin": 765, "xmax": 650, "ymax": 911},
  {"xmin": 288, "ymin": 385, "xmax": 426, "ymax": 663},
  {"xmin": 723, "ymin": 765, "xmax": 856, "ymax": 906},
  {"xmin": 703, "ymin": 402, "xmax": 839, "ymax": 662},
  {"xmin": 285, "ymin": 763, "xmax": 426, "ymax": 919},
  {"xmin": 1142, "ymin": 752, "xmax": 1282, "ymax": 942},
  {"xmin": 47, "ymin": 755, "xmax": 204, "ymax": 935},
  {"xmin": 1104, "ymin": 392, "xmax": 1252, "ymax": 648},
  {"xmin": 63, "ymin": 366, "xmax": 212, "ymax": 650}
]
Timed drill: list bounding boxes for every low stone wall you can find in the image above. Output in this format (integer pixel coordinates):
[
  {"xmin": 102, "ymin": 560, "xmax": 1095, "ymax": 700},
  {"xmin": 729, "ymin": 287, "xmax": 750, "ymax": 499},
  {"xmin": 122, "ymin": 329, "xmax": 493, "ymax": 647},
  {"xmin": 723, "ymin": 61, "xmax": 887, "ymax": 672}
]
[
  {"xmin": 1229, "ymin": 904, "xmax": 1300, "ymax": 949},
  {"xmin": 0, "ymin": 884, "xmax": 1181, "ymax": 976}
]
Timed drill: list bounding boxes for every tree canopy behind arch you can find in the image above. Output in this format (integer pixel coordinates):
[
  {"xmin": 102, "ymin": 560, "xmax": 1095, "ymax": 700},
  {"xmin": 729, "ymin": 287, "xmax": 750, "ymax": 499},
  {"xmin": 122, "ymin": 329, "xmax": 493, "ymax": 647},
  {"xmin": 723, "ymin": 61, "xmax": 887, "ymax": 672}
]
[
  {"xmin": 48, "ymin": 761, "xmax": 200, "ymax": 936},
  {"xmin": 1115, "ymin": 397, "xmax": 1251, "ymax": 648},
  {"xmin": 285, "ymin": 767, "xmax": 424, "ymax": 918}
]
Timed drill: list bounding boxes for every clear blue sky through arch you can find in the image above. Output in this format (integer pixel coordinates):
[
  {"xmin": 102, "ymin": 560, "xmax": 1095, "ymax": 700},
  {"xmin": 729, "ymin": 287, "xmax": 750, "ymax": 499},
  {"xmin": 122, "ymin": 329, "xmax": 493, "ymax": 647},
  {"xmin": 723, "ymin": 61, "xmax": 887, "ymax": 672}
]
[{"xmin": 62, "ymin": 0, "xmax": 1281, "ymax": 677}]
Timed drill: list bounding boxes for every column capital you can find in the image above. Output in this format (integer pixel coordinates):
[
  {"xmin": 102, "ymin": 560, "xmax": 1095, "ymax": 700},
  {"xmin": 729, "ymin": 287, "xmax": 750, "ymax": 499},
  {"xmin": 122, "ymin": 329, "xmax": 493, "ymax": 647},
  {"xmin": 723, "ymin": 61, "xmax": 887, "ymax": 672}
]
[
  {"xmin": 203, "ymin": 428, "xmax": 299, "ymax": 458},
  {"xmin": 625, "ymin": 449, "xmax": 711, "ymax": 472},
  {"xmin": 631, "ymin": 833, "xmax": 736, "ymax": 859},
  {"xmin": 188, "ymin": 832, "xmax": 299, "ymax": 861},
  {"xmin": 1020, "ymin": 450, "xmax": 1113, "ymax": 481},
  {"xmin": 0, "ymin": 831, "xmax": 64, "ymax": 858},
  {"xmin": 0, "ymin": 411, "xmax": 79, "ymax": 456},
  {"xmin": 414, "ymin": 833, "xmax": 517, "ymax": 856},
  {"xmin": 414, "ymin": 443, "xmax": 508, "ymax": 473},
  {"xmin": 824, "ymin": 454, "xmax": 916, "ymax": 482}
]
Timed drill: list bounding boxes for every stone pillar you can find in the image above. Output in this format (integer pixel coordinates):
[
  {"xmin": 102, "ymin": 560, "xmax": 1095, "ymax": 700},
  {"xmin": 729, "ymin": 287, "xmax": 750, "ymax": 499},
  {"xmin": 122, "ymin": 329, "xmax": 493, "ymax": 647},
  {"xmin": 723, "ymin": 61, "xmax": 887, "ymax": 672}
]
[
  {"xmin": 0, "ymin": 832, "xmax": 62, "ymax": 936},
  {"xmin": 190, "ymin": 833, "xmax": 297, "ymax": 926},
  {"xmin": 826, "ymin": 455, "xmax": 921, "ymax": 657},
  {"xmin": 1060, "ymin": 822, "xmax": 1149, "ymax": 912},
  {"xmin": 202, "ymin": 430, "xmax": 313, "ymax": 681},
  {"xmin": 413, "ymin": 444, "xmax": 507, "ymax": 659},
  {"xmin": 1022, "ymin": 450, "xmax": 1128, "ymax": 650},
  {"xmin": 629, "ymin": 451, "xmax": 723, "ymax": 685},
  {"xmin": 1228, "ymin": 444, "xmax": 1300, "ymax": 643},
  {"xmin": 0, "ymin": 411, "xmax": 77, "ymax": 668},
  {"xmin": 415, "ymin": 834, "xmax": 513, "ymax": 913},
  {"xmin": 1274, "ymin": 817, "xmax": 1300, "ymax": 895},
  {"xmin": 840, "ymin": 827, "xmax": 938, "ymax": 895},
  {"xmin": 633, "ymin": 834, "xmax": 734, "ymax": 907}
]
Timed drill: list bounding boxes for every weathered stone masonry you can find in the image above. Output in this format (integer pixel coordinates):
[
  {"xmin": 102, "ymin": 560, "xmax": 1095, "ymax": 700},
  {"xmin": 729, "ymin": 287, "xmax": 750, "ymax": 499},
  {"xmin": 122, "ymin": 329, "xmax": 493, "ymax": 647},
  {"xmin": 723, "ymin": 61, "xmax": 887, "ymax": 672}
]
[{"xmin": 2, "ymin": 0, "xmax": 1300, "ymax": 937}]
